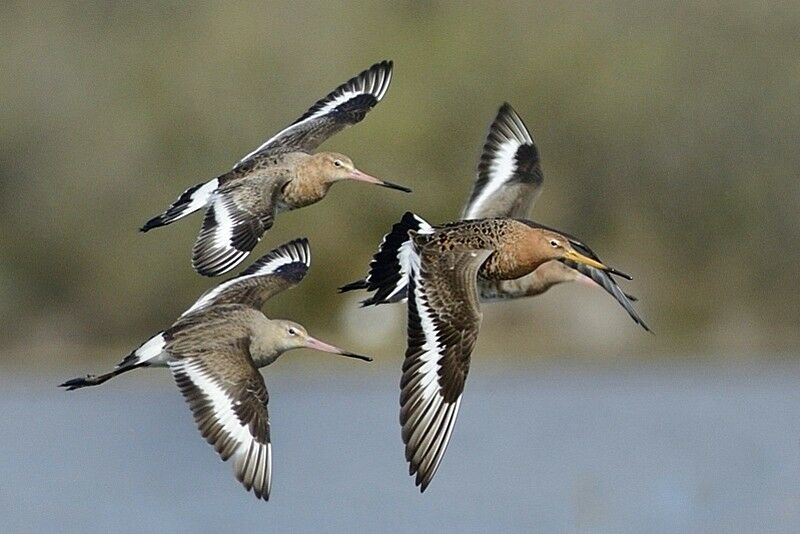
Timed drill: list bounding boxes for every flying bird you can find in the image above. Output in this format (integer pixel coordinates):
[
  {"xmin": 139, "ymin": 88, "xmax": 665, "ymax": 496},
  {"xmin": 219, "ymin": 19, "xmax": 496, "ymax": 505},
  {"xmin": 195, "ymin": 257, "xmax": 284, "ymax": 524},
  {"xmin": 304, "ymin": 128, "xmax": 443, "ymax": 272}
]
[
  {"xmin": 341, "ymin": 103, "xmax": 648, "ymax": 331},
  {"xmin": 60, "ymin": 239, "xmax": 371, "ymax": 501},
  {"xmin": 345, "ymin": 212, "xmax": 631, "ymax": 491},
  {"xmin": 141, "ymin": 60, "xmax": 410, "ymax": 276}
]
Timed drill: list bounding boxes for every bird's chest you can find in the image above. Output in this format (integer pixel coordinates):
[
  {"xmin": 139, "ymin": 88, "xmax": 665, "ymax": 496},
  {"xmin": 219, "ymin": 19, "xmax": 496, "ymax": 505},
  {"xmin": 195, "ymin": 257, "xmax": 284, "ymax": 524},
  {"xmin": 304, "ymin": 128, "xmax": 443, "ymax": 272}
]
[
  {"xmin": 251, "ymin": 352, "xmax": 279, "ymax": 369},
  {"xmin": 479, "ymin": 249, "xmax": 539, "ymax": 281},
  {"xmin": 280, "ymin": 179, "xmax": 328, "ymax": 210}
]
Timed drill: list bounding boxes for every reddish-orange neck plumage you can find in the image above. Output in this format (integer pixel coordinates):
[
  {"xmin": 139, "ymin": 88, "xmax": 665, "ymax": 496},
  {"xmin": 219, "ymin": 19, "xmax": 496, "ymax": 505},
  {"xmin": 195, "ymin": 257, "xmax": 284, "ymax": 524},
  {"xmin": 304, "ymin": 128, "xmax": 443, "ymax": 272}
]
[{"xmin": 481, "ymin": 223, "xmax": 558, "ymax": 280}]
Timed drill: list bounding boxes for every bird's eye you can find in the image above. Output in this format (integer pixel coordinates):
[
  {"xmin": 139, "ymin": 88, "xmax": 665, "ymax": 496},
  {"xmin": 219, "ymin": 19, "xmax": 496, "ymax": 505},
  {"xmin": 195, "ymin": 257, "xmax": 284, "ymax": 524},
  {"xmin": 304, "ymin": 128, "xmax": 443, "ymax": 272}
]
[
  {"xmin": 550, "ymin": 239, "xmax": 559, "ymax": 248},
  {"xmin": 288, "ymin": 328, "xmax": 297, "ymax": 336},
  {"xmin": 333, "ymin": 160, "xmax": 342, "ymax": 167}
]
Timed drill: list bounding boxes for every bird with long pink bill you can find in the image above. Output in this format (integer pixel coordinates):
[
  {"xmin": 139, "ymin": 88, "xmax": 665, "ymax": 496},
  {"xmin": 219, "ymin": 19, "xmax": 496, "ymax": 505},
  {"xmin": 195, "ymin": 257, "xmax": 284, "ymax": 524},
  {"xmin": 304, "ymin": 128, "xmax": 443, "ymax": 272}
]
[
  {"xmin": 60, "ymin": 239, "xmax": 371, "ymax": 501},
  {"xmin": 141, "ymin": 60, "xmax": 410, "ymax": 276}
]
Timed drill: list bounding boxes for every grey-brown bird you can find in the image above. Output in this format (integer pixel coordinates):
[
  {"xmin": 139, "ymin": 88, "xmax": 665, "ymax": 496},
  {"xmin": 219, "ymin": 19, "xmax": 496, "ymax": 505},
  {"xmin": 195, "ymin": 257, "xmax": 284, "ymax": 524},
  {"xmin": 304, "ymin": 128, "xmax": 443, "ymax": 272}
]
[
  {"xmin": 60, "ymin": 239, "xmax": 370, "ymax": 501},
  {"xmin": 341, "ymin": 103, "xmax": 648, "ymax": 331},
  {"xmin": 141, "ymin": 60, "xmax": 410, "ymax": 277},
  {"xmin": 344, "ymin": 212, "xmax": 633, "ymax": 491}
]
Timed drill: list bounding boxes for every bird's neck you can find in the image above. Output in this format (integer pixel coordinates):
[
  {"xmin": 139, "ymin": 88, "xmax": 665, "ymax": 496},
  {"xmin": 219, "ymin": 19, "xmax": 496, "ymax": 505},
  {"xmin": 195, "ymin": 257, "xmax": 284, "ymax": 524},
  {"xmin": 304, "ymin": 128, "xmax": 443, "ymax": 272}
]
[
  {"xmin": 282, "ymin": 164, "xmax": 332, "ymax": 209},
  {"xmin": 249, "ymin": 338, "xmax": 282, "ymax": 369},
  {"xmin": 485, "ymin": 260, "xmax": 575, "ymax": 299},
  {"xmin": 249, "ymin": 319, "xmax": 285, "ymax": 368}
]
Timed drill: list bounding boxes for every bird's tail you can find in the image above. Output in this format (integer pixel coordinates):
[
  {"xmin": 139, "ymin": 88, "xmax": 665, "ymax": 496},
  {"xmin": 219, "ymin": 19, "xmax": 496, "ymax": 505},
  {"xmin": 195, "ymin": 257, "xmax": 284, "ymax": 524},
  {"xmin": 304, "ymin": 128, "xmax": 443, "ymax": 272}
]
[
  {"xmin": 339, "ymin": 211, "xmax": 433, "ymax": 306},
  {"xmin": 59, "ymin": 363, "xmax": 148, "ymax": 391},
  {"xmin": 140, "ymin": 178, "xmax": 219, "ymax": 232},
  {"xmin": 59, "ymin": 331, "xmax": 168, "ymax": 391}
]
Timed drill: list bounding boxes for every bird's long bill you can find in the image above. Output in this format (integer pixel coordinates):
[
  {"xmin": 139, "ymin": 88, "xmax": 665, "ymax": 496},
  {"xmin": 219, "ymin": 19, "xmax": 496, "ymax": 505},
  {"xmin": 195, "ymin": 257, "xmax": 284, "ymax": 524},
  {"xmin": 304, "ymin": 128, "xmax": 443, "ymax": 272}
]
[
  {"xmin": 349, "ymin": 169, "xmax": 412, "ymax": 193},
  {"xmin": 563, "ymin": 249, "xmax": 611, "ymax": 272},
  {"xmin": 304, "ymin": 335, "xmax": 373, "ymax": 362}
]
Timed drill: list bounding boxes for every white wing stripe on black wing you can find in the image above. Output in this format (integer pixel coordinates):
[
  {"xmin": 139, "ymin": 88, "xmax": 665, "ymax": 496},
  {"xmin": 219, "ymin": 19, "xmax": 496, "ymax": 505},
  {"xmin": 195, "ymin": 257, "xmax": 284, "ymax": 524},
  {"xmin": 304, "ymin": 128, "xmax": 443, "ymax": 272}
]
[
  {"xmin": 183, "ymin": 239, "xmax": 311, "ymax": 316},
  {"xmin": 464, "ymin": 109, "xmax": 533, "ymax": 219},
  {"xmin": 295, "ymin": 63, "xmax": 391, "ymax": 123},
  {"xmin": 192, "ymin": 194, "xmax": 263, "ymax": 277},
  {"xmin": 237, "ymin": 61, "xmax": 392, "ymax": 164},
  {"xmin": 360, "ymin": 213, "xmax": 433, "ymax": 305},
  {"xmin": 213, "ymin": 196, "xmax": 236, "ymax": 250},
  {"xmin": 170, "ymin": 359, "xmax": 272, "ymax": 499},
  {"xmin": 465, "ymin": 142, "xmax": 518, "ymax": 219},
  {"xmin": 242, "ymin": 237, "xmax": 310, "ymax": 276},
  {"xmin": 401, "ymin": 263, "xmax": 463, "ymax": 489},
  {"xmin": 171, "ymin": 359, "xmax": 251, "ymax": 443},
  {"xmin": 463, "ymin": 104, "xmax": 539, "ymax": 220},
  {"xmin": 421, "ymin": 399, "xmax": 460, "ymax": 477}
]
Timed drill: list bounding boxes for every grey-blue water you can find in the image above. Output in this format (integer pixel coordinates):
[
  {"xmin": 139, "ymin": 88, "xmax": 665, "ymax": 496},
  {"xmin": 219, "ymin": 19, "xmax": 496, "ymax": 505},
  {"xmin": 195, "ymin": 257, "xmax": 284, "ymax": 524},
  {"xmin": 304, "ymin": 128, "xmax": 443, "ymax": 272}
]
[{"xmin": 3, "ymin": 361, "xmax": 799, "ymax": 533}]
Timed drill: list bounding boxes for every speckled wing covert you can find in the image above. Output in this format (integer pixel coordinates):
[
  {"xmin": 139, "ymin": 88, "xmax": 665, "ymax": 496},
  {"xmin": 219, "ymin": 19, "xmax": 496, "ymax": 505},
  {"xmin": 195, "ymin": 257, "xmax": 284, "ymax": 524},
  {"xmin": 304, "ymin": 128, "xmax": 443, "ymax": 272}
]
[
  {"xmin": 184, "ymin": 238, "xmax": 310, "ymax": 315},
  {"xmin": 462, "ymin": 103, "xmax": 543, "ymax": 220},
  {"xmin": 237, "ymin": 60, "xmax": 393, "ymax": 164},
  {"xmin": 168, "ymin": 329, "xmax": 272, "ymax": 501},
  {"xmin": 400, "ymin": 244, "xmax": 493, "ymax": 492}
]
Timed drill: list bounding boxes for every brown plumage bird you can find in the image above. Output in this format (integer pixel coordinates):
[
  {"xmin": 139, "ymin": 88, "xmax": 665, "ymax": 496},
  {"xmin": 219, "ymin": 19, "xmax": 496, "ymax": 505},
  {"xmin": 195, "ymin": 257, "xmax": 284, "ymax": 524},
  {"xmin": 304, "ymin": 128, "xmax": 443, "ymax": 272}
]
[
  {"xmin": 60, "ymin": 239, "xmax": 370, "ymax": 501},
  {"xmin": 341, "ymin": 103, "xmax": 648, "ymax": 331},
  {"xmin": 141, "ymin": 60, "xmax": 410, "ymax": 276},
  {"xmin": 345, "ymin": 212, "xmax": 632, "ymax": 491}
]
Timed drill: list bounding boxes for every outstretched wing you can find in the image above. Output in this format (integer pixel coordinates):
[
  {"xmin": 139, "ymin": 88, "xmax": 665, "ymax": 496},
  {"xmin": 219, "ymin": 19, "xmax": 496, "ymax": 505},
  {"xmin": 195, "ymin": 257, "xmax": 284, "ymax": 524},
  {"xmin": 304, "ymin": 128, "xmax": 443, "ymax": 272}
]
[
  {"xmin": 400, "ymin": 245, "xmax": 492, "ymax": 492},
  {"xmin": 169, "ymin": 338, "xmax": 272, "ymax": 501},
  {"xmin": 191, "ymin": 177, "xmax": 288, "ymax": 277},
  {"xmin": 237, "ymin": 61, "xmax": 393, "ymax": 164},
  {"xmin": 184, "ymin": 238, "xmax": 310, "ymax": 315},
  {"xmin": 462, "ymin": 103, "xmax": 543, "ymax": 220}
]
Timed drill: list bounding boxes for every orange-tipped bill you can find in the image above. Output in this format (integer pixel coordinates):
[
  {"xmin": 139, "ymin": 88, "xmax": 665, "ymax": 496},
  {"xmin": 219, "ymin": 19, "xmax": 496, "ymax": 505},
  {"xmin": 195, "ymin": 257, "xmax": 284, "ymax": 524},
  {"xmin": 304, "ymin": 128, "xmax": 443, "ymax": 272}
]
[
  {"xmin": 350, "ymin": 169, "xmax": 412, "ymax": 193},
  {"xmin": 304, "ymin": 335, "xmax": 373, "ymax": 362}
]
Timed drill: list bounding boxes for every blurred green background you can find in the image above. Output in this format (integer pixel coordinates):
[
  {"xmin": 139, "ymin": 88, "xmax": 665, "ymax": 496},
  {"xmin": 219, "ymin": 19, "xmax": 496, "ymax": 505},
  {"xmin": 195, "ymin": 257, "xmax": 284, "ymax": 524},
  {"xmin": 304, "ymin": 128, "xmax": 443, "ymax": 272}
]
[{"xmin": 2, "ymin": 1, "xmax": 799, "ymax": 370}]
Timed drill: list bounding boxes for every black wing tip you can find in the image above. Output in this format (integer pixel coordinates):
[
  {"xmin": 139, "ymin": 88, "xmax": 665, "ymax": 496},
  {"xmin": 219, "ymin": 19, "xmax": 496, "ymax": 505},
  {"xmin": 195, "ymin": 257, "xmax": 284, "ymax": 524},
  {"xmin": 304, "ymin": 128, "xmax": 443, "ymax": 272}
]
[
  {"xmin": 355, "ymin": 59, "xmax": 393, "ymax": 98},
  {"xmin": 338, "ymin": 279, "xmax": 368, "ymax": 293},
  {"xmin": 492, "ymin": 102, "xmax": 527, "ymax": 143},
  {"xmin": 497, "ymin": 101, "xmax": 517, "ymax": 117},
  {"xmin": 251, "ymin": 485, "xmax": 271, "ymax": 502},
  {"xmin": 192, "ymin": 245, "xmax": 249, "ymax": 277},
  {"xmin": 358, "ymin": 297, "xmax": 380, "ymax": 307},
  {"xmin": 401, "ymin": 211, "xmax": 420, "ymax": 224},
  {"xmin": 139, "ymin": 217, "xmax": 162, "ymax": 233},
  {"xmin": 237, "ymin": 475, "xmax": 271, "ymax": 502},
  {"xmin": 194, "ymin": 262, "xmax": 233, "ymax": 277},
  {"xmin": 370, "ymin": 59, "xmax": 393, "ymax": 73},
  {"xmin": 275, "ymin": 237, "xmax": 311, "ymax": 266},
  {"xmin": 239, "ymin": 238, "xmax": 311, "ymax": 277}
]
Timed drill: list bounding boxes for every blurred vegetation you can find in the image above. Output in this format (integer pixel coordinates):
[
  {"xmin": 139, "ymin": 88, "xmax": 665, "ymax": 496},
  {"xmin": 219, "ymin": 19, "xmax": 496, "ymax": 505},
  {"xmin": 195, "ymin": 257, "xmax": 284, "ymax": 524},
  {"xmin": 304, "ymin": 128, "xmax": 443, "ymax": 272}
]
[{"xmin": 1, "ymin": 1, "xmax": 799, "ymax": 369}]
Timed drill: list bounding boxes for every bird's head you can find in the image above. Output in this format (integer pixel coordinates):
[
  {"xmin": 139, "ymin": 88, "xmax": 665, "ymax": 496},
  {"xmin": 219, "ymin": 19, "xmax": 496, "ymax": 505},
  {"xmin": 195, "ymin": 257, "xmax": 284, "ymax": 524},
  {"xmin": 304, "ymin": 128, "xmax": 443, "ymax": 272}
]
[
  {"xmin": 313, "ymin": 152, "xmax": 411, "ymax": 193},
  {"xmin": 272, "ymin": 319, "xmax": 372, "ymax": 362}
]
